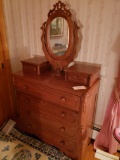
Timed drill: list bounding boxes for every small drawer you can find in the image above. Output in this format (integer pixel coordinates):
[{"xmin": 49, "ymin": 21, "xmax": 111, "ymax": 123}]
[
  {"xmin": 14, "ymin": 78, "xmax": 80, "ymax": 112},
  {"xmin": 21, "ymin": 56, "xmax": 50, "ymax": 75},
  {"xmin": 65, "ymin": 62, "xmax": 101, "ymax": 86},
  {"xmin": 17, "ymin": 92, "xmax": 79, "ymax": 126},
  {"xmin": 19, "ymin": 105, "xmax": 78, "ymax": 141},
  {"xmin": 66, "ymin": 73, "xmax": 89, "ymax": 86}
]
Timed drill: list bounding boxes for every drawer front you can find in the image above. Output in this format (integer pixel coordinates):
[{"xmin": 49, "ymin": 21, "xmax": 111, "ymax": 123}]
[
  {"xmin": 66, "ymin": 73, "xmax": 89, "ymax": 86},
  {"xmin": 14, "ymin": 78, "xmax": 80, "ymax": 111},
  {"xmin": 17, "ymin": 116, "xmax": 77, "ymax": 160},
  {"xmin": 17, "ymin": 92, "xmax": 79, "ymax": 126},
  {"xmin": 22, "ymin": 63, "xmax": 39, "ymax": 75},
  {"xmin": 19, "ymin": 105, "xmax": 78, "ymax": 141}
]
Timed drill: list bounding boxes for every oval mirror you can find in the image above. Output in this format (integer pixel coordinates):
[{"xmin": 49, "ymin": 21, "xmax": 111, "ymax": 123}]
[
  {"xmin": 49, "ymin": 17, "xmax": 69, "ymax": 57},
  {"xmin": 41, "ymin": 1, "xmax": 79, "ymax": 73}
]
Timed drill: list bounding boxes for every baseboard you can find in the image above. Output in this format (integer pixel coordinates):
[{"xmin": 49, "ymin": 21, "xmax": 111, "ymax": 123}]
[
  {"xmin": 95, "ymin": 149, "xmax": 119, "ymax": 160},
  {"xmin": 92, "ymin": 126, "xmax": 100, "ymax": 140},
  {"xmin": 2, "ymin": 119, "xmax": 16, "ymax": 135},
  {"xmin": 92, "ymin": 125, "xmax": 120, "ymax": 152}
]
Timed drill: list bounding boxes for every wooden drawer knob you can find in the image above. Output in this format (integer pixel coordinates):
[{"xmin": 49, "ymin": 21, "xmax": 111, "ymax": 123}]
[
  {"xmin": 60, "ymin": 127, "xmax": 65, "ymax": 132},
  {"xmin": 60, "ymin": 141, "xmax": 65, "ymax": 146},
  {"xmin": 23, "ymin": 85, "xmax": 28, "ymax": 90},
  {"xmin": 61, "ymin": 97, "xmax": 66, "ymax": 102},
  {"xmin": 60, "ymin": 112, "xmax": 66, "ymax": 118}
]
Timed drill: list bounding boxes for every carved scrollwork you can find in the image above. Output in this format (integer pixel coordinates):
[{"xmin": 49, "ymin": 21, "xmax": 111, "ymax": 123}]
[
  {"xmin": 81, "ymin": 93, "xmax": 90, "ymax": 112},
  {"xmin": 48, "ymin": 1, "xmax": 72, "ymax": 17}
]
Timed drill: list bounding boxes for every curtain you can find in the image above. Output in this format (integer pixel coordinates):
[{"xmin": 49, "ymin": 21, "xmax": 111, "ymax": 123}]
[{"xmin": 94, "ymin": 64, "xmax": 120, "ymax": 154}]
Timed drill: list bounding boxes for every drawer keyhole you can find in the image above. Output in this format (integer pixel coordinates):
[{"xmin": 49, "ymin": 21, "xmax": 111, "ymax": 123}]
[{"xmin": 60, "ymin": 127, "xmax": 65, "ymax": 132}]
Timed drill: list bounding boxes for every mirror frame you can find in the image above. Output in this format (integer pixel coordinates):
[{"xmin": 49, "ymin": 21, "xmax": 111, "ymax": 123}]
[{"xmin": 41, "ymin": 1, "xmax": 79, "ymax": 73}]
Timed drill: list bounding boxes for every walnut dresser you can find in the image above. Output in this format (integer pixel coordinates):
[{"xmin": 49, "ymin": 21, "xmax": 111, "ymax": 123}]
[{"xmin": 13, "ymin": 57, "xmax": 101, "ymax": 160}]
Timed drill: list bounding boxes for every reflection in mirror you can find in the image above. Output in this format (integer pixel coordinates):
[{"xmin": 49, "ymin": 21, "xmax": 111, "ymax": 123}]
[{"xmin": 49, "ymin": 17, "xmax": 69, "ymax": 56}]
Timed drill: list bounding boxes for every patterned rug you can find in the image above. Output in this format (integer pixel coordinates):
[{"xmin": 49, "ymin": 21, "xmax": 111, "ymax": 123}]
[{"xmin": 0, "ymin": 128, "xmax": 71, "ymax": 160}]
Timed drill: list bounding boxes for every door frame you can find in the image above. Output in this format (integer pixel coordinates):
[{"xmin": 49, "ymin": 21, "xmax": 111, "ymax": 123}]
[{"xmin": 0, "ymin": 0, "xmax": 16, "ymax": 122}]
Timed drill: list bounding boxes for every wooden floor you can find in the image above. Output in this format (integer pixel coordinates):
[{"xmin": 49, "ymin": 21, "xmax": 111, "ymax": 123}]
[{"xmin": 83, "ymin": 140, "xmax": 120, "ymax": 160}]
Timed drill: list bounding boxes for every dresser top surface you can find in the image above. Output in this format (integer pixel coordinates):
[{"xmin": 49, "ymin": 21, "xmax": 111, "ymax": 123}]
[
  {"xmin": 21, "ymin": 56, "xmax": 48, "ymax": 65},
  {"xmin": 65, "ymin": 61, "xmax": 101, "ymax": 75},
  {"xmin": 13, "ymin": 60, "xmax": 101, "ymax": 96},
  {"xmin": 13, "ymin": 70, "xmax": 91, "ymax": 96}
]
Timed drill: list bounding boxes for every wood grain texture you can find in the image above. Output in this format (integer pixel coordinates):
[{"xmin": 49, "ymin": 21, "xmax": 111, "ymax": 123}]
[
  {"xmin": 13, "ymin": 58, "xmax": 101, "ymax": 160},
  {"xmin": 0, "ymin": 0, "xmax": 16, "ymax": 125}
]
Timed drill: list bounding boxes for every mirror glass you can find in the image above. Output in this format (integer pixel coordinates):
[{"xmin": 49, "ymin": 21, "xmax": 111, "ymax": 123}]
[{"xmin": 49, "ymin": 17, "xmax": 69, "ymax": 56}]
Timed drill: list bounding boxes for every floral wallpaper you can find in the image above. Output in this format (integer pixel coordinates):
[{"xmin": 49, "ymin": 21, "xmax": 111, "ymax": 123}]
[{"xmin": 2, "ymin": 0, "xmax": 120, "ymax": 128}]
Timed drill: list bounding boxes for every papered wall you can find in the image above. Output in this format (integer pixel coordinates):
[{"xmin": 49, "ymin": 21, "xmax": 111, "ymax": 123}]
[{"xmin": 2, "ymin": 0, "xmax": 120, "ymax": 127}]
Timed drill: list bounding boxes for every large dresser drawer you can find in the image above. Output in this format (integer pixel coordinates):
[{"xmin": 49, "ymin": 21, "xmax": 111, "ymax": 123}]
[
  {"xmin": 17, "ymin": 116, "xmax": 77, "ymax": 160},
  {"xmin": 19, "ymin": 105, "xmax": 78, "ymax": 141},
  {"xmin": 17, "ymin": 92, "xmax": 79, "ymax": 126},
  {"xmin": 14, "ymin": 78, "xmax": 80, "ymax": 112}
]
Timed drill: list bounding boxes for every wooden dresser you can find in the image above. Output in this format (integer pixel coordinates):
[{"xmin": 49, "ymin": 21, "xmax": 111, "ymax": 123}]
[{"xmin": 13, "ymin": 57, "xmax": 101, "ymax": 160}]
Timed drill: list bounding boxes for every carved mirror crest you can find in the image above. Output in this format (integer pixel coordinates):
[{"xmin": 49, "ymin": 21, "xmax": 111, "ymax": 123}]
[{"xmin": 41, "ymin": 1, "xmax": 80, "ymax": 74}]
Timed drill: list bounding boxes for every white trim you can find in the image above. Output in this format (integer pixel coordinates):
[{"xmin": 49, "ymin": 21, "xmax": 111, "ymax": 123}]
[
  {"xmin": 2, "ymin": 119, "xmax": 16, "ymax": 135},
  {"xmin": 95, "ymin": 149, "xmax": 119, "ymax": 160},
  {"xmin": 92, "ymin": 129, "xmax": 99, "ymax": 139}
]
